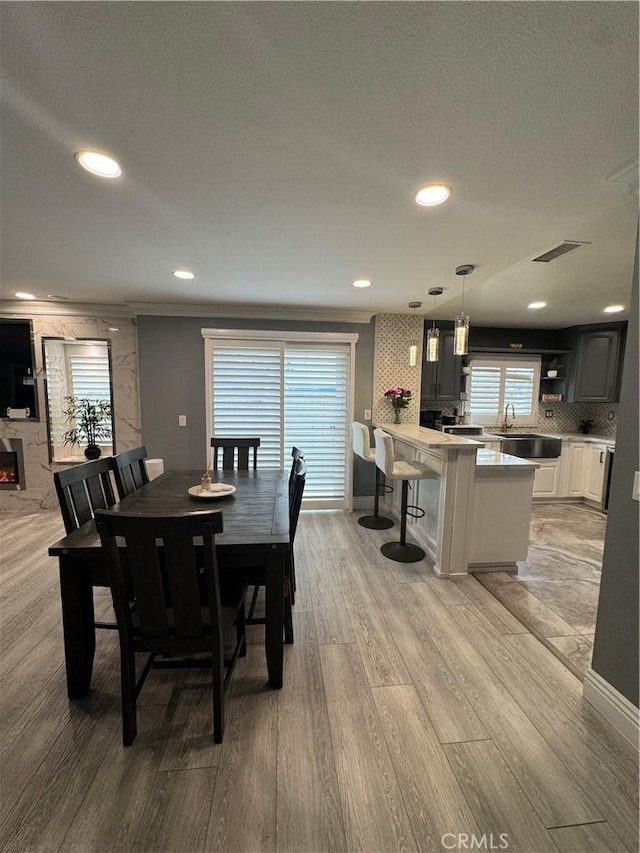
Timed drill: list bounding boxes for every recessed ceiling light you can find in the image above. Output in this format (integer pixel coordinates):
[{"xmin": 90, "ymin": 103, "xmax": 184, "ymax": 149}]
[
  {"xmin": 47, "ymin": 294, "xmax": 68, "ymax": 300},
  {"xmin": 352, "ymin": 278, "xmax": 372, "ymax": 288},
  {"xmin": 528, "ymin": 301, "xmax": 547, "ymax": 310},
  {"xmin": 75, "ymin": 150, "xmax": 122, "ymax": 178},
  {"xmin": 15, "ymin": 291, "xmax": 36, "ymax": 300},
  {"xmin": 415, "ymin": 183, "xmax": 452, "ymax": 207},
  {"xmin": 107, "ymin": 327, "xmax": 120, "ymax": 332},
  {"xmin": 603, "ymin": 304, "xmax": 624, "ymax": 314},
  {"xmin": 173, "ymin": 268, "xmax": 195, "ymax": 280}
]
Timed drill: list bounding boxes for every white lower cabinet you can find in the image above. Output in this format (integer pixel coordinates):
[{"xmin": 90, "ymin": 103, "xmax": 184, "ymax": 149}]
[
  {"xmin": 565, "ymin": 442, "xmax": 587, "ymax": 496},
  {"xmin": 583, "ymin": 443, "xmax": 607, "ymax": 503},
  {"xmin": 531, "ymin": 458, "xmax": 562, "ymax": 497}
]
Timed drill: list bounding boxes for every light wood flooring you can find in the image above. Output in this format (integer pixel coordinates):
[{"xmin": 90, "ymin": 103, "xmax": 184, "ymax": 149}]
[
  {"xmin": 474, "ymin": 503, "xmax": 606, "ymax": 679},
  {"xmin": 1, "ymin": 509, "xmax": 638, "ymax": 853}
]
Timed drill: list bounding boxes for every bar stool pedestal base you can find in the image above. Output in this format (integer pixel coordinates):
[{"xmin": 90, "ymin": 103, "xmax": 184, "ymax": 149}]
[
  {"xmin": 380, "ymin": 541, "xmax": 425, "ymax": 563},
  {"xmin": 358, "ymin": 514, "xmax": 394, "ymax": 530}
]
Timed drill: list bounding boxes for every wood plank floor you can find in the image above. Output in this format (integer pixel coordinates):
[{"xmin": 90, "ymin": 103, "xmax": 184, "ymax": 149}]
[{"xmin": 0, "ymin": 509, "xmax": 637, "ymax": 853}]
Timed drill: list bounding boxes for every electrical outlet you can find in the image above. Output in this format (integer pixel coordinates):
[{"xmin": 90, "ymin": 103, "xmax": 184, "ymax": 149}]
[
  {"xmin": 544, "ymin": 409, "xmax": 554, "ymax": 418},
  {"xmin": 178, "ymin": 414, "xmax": 187, "ymax": 427},
  {"xmin": 607, "ymin": 410, "xmax": 616, "ymax": 421},
  {"xmin": 364, "ymin": 409, "xmax": 371, "ymax": 420}
]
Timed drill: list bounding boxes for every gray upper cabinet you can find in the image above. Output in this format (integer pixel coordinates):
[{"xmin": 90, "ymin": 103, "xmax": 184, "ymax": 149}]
[
  {"xmin": 571, "ymin": 329, "xmax": 621, "ymax": 402},
  {"xmin": 421, "ymin": 326, "xmax": 461, "ymax": 401}
]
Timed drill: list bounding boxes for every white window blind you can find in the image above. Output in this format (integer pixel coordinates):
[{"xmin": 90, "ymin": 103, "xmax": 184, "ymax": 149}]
[
  {"xmin": 207, "ymin": 333, "xmax": 355, "ymax": 508},
  {"xmin": 469, "ymin": 355, "xmax": 540, "ymax": 427},
  {"xmin": 211, "ymin": 344, "xmax": 283, "ymax": 468},
  {"xmin": 284, "ymin": 345, "xmax": 349, "ymax": 501},
  {"xmin": 69, "ymin": 353, "xmax": 111, "ymax": 401}
]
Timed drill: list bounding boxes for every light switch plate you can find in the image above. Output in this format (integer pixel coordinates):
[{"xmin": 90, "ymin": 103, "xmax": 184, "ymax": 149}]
[
  {"xmin": 633, "ymin": 471, "xmax": 640, "ymax": 502},
  {"xmin": 364, "ymin": 409, "xmax": 371, "ymax": 420},
  {"xmin": 178, "ymin": 414, "xmax": 187, "ymax": 427}
]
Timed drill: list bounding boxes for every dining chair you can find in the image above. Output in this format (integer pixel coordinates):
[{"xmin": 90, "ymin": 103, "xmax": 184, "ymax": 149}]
[
  {"xmin": 111, "ymin": 446, "xmax": 150, "ymax": 499},
  {"xmin": 210, "ymin": 436, "xmax": 260, "ymax": 471},
  {"xmin": 246, "ymin": 456, "xmax": 306, "ymax": 644},
  {"xmin": 289, "ymin": 446, "xmax": 304, "ymax": 498},
  {"xmin": 95, "ymin": 508, "xmax": 247, "ymax": 746},
  {"xmin": 54, "ymin": 457, "xmax": 116, "ymax": 534},
  {"xmin": 54, "ymin": 458, "xmax": 119, "ymax": 631}
]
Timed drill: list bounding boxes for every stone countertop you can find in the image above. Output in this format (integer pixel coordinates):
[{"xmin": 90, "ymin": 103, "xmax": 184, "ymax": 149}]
[
  {"xmin": 374, "ymin": 422, "xmax": 483, "ymax": 450},
  {"xmin": 483, "ymin": 431, "xmax": 615, "ymax": 445},
  {"xmin": 475, "ymin": 448, "xmax": 539, "ymax": 470}
]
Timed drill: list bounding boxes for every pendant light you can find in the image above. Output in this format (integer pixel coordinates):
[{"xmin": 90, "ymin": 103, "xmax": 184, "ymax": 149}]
[
  {"xmin": 408, "ymin": 301, "xmax": 422, "ymax": 366},
  {"xmin": 426, "ymin": 287, "xmax": 443, "ymax": 362},
  {"xmin": 454, "ymin": 264, "xmax": 474, "ymax": 356}
]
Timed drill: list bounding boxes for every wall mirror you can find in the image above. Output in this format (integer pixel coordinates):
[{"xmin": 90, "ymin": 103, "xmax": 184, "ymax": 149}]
[
  {"xmin": 42, "ymin": 337, "xmax": 115, "ymax": 463},
  {"xmin": 0, "ymin": 318, "xmax": 39, "ymax": 420}
]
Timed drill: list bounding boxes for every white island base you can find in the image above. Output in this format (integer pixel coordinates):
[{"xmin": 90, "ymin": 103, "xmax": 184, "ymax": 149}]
[{"xmin": 374, "ymin": 424, "xmax": 538, "ymax": 577}]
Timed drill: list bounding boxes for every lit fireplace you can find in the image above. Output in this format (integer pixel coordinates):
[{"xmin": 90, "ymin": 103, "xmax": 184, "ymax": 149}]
[{"xmin": 0, "ymin": 439, "xmax": 25, "ymax": 490}]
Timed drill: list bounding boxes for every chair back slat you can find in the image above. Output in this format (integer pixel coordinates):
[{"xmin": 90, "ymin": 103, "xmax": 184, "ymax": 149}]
[
  {"xmin": 54, "ymin": 457, "xmax": 117, "ymax": 533},
  {"xmin": 210, "ymin": 437, "xmax": 260, "ymax": 471},
  {"xmin": 126, "ymin": 534, "xmax": 171, "ymax": 638},
  {"xmin": 289, "ymin": 457, "xmax": 307, "ymax": 544},
  {"xmin": 164, "ymin": 536, "xmax": 205, "ymax": 638},
  {"xmin": 289, "ymin": 446, "xmax": 304, "ymax": 497},
  {"xmin": 111, "ymin": 446, "xmax": 150, "ymax": 499}
]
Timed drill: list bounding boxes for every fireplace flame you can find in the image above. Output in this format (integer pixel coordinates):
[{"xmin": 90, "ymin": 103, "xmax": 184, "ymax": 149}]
[{"xmin": 0, "ymin": 466, "xmax": 18, "ymax": 483}]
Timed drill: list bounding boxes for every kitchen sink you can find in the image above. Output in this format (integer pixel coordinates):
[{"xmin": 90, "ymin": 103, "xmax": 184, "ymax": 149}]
[{"xmin": 492, "ymin": 433, "xmax": 562, "ymax": 458}]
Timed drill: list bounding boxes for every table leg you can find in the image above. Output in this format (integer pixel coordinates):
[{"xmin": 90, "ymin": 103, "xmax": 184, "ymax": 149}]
[
  {"xmin": 59, "ymin": 557, "xmax": 96, "ymax": 699},
  {"xmin": 264, "ymin": 548, "xmax": 284, "ymax": 689}
]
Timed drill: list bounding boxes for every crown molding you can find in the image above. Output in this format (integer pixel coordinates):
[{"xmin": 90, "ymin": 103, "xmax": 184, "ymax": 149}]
[
  {"xmin": 0, "ymin": 300, "xmax": 134, "ymax": 318},
  {"xmin": 1, "ymin": 299, "xmax": 375, "ymax": 324},
  {"xmin": 126, "ymin": 301, "xmax": 375, "ymax": 324}
]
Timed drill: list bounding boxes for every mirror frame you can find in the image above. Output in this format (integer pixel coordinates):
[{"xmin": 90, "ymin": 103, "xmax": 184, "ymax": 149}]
[
  {"xmin": 42, "ymin": 336, "xmax": 116, "ymax": 464},
  {"xmin": 0, "ymin": 317, "xmax": 40, "ymax": 421}
]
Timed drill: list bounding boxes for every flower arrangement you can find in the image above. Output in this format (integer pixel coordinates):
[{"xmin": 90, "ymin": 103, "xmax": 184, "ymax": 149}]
[{"xmin": 384, "ymin": 387, "xmax": 412, "ymax": 423}]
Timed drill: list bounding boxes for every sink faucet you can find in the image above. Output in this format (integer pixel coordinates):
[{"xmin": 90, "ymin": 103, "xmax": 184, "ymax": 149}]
[{"xmin": 502, "ymin": 403, "xmax": 515, "ymax": 431}]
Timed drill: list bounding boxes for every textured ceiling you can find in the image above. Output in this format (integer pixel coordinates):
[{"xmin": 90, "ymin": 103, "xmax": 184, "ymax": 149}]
[{"xmin": 1, "ymin": 2, "xmax": 638, "ymax": 326}]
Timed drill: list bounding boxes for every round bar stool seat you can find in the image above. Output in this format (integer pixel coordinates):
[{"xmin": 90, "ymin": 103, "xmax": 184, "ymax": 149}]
[
  {"xmin": 351, "ymin": 422, "xmax": 394, "ymax": 530},
  {"xmin": 373, "ymin": 428, "xmax": 437, "ymax": 562}
]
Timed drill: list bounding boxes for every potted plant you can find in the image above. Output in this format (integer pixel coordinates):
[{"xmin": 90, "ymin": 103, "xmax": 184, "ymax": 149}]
[
  {"xmin": 62, "ymin": 396, "xmax": 113, "ymax": 459},
  {"xmin": 578, "ymin": 418, "xmax": 596, "ymax": 435},
  {"xmin": 384, "ymin": 387, "xmax": 412, "ymax": 424},
  {"xmin": 545, "ymin": 357, "xmax": 562, "ymax": 378}
]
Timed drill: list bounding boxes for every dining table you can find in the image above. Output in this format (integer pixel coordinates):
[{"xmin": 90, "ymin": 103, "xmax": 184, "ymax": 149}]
[{"xmin": 48, "ymin": 468, "xmax": 291, "ymax": 697}]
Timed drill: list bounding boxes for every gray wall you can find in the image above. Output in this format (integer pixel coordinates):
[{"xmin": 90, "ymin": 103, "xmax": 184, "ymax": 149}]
[
  {"xmin": 136, "ymin": 315, "xmax": 375, "ymax": 496},
  {"xmin": 591, "ymin": 232, "xmax": 639, "ymax": 707}
]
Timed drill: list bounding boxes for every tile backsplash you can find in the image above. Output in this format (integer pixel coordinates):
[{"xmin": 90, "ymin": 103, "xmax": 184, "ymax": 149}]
[{"xmin": 432, "ymin": 399, "xmax": 618, "ymax": 437}]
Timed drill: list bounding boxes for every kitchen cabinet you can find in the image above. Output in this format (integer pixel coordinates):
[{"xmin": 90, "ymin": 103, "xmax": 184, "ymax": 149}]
[
  {"xmin": 421, "ymin": 325, "xmax": 461, "ymax": 401},
  {"xmin": 565, "ymin": 442, "xmax": 587, "ymax": 496},
  {"xmin": 583, "ymin": 443, "xmax": 607, "ymax": 503},
  {"xmin": 531, "ymin": 458, "xmax": 562, "ymax": 497},
  {"xmin": 571, "ymin": 329, "xmax": 621, "ymax": 402}
]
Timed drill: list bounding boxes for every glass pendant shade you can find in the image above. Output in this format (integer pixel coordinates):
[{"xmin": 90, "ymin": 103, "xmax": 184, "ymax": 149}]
[
  {"xmin": 426, "ymin": 326, "xmax": 440, "ymax": 362},
  {"xmin": 409, "ymin": 343, "xmax": 418, "ymax": 367},
  {"xmin": 454, "ymin": 313, "xmax": 470, "ymax": 356}
]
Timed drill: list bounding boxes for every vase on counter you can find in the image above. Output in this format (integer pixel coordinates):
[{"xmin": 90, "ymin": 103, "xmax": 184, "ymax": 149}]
[{"xmin": 393, "ymin": 409, "xmax": 402, "ymax": 424}]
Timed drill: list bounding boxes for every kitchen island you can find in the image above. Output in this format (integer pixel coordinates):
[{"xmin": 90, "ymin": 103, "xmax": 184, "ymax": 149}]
[{"xmin": 374, "ymin": 423, "xmax": 538, "ymax": 577}]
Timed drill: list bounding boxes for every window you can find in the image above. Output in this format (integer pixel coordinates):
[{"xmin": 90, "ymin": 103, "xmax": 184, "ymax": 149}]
[
  {"xmin": 468, "ymin": 355, "xmax": 541, "ymax": 427},
  {"xmin": 203, "ymin": 329, "xmax": 358, "ymax": 509}
]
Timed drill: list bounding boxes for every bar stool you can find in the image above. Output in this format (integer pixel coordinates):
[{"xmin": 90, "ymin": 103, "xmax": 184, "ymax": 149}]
[
  {"xmin": 352, "ymin": 422, "xmax": 394, "ymax": 530},
  {"xmin": 373, "ymin": 427, "xmax": 437, "ymax": 563}
]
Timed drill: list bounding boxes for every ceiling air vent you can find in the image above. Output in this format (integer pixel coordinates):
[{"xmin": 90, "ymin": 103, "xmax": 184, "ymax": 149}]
[{"xmin": 531, "ymin": 241, "xmax": 590, "ymax": 263}]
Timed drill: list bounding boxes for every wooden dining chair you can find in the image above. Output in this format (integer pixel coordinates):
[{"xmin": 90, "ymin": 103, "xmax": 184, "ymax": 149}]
[
  {"xmin": 289, "ymin": 446, "xmax": 304, "ymax": 498},
  {"xmin": 210, "ymin": 437, "xmax": 260, "ymax": 471},
  {"xmin": 246, "ymin": 456, "xmax": 306, "ymax": 644},
  {"xmin": 54, "ymin": 458, "xmax": 119, "ymax": 631},
  {"xmin": 95, "ymin": 508, "xmax": 247, "ymax": 746},
  {"xmin": 111, "ymin": 446, "xmax": 150, "ymax": 499},
  {"xmin": 54, "ymin": 457, "xmax": 116, "ymax": 534}
]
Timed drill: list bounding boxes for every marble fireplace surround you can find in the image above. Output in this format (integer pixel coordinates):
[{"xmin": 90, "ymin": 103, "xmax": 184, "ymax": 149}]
[{"xmin": 0, "ymin": 312, "xmax": 142, "ymax": 511}]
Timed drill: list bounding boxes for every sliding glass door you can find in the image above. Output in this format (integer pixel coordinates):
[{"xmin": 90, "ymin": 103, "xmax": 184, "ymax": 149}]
[{"xmin": 203, "ymin": 330, "xmax": 358, "ymax": 509}]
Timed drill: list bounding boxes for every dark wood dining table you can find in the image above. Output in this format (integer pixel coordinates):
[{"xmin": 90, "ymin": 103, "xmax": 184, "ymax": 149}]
[{"xmin": 48, "ymin": 469, "xmax": 291, "ymax": 697}]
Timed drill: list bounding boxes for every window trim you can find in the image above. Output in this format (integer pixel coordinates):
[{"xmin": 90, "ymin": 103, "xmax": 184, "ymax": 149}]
[{"xmin": 202, "ymin": 328, "xmax": 358, "ymax": 510}]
